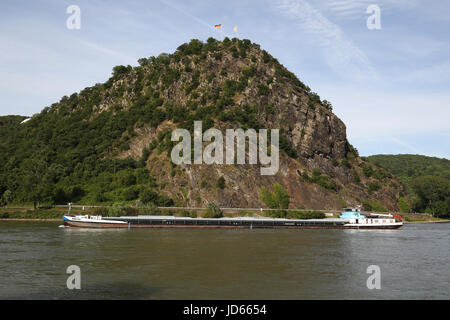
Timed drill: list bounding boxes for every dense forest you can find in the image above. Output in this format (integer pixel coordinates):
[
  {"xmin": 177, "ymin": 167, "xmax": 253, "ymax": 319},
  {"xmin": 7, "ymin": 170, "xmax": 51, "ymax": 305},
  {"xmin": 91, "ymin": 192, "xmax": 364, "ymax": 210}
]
[{"xmin": 367, "ymin": 155, "xmax": 450, "ymax": 217}]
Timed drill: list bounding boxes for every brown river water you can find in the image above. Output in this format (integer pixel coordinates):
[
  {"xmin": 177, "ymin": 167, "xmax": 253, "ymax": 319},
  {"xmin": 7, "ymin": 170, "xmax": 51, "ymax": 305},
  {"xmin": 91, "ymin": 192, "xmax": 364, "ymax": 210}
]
[{"xmin": 0, "ymin": 221, "xmax": 448, "ymax": 299}]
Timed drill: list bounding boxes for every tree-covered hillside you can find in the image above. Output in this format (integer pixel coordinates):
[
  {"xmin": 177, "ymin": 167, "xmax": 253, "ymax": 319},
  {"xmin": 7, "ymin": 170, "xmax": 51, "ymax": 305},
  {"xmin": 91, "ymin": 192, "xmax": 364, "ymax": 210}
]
[{"xmin": 366, "ymin": 154, "xmax": 450, "ymax": 216}]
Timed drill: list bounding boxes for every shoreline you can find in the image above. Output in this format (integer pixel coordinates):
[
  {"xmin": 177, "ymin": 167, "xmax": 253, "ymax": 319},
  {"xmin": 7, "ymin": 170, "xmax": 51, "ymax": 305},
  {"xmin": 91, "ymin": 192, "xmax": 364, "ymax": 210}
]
[
  {"xmin": 2, "ymin": 218, "xmax": 450, "ymax": 224},
  {"xmin": 404, "ymin": 220, "xmax": 450, "ymax": 224},
  {"xmin": 0, "ymin": 218, "xmax": 61, "ymax": 222}
]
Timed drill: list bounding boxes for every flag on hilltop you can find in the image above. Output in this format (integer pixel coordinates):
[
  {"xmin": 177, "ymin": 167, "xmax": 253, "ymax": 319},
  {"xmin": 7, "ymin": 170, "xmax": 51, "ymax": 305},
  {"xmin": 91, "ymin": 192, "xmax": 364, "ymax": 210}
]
[{"xmin": 214, "ymin": 24, "xmax": 221, "ymax": 29}]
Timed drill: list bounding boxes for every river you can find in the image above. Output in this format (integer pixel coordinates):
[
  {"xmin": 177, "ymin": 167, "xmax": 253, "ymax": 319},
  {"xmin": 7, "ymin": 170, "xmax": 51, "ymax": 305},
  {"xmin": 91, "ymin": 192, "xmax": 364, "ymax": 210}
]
[{"xmin": 0, "ymin": 221, "xmax": 448, "ymax": 299}]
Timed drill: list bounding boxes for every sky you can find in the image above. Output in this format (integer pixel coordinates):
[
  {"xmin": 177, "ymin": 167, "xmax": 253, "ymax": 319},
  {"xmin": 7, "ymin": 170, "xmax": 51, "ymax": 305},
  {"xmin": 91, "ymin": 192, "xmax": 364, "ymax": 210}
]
[{"xmin": 0, "ymin": 0, "xmax": 449, "ymax": 159}]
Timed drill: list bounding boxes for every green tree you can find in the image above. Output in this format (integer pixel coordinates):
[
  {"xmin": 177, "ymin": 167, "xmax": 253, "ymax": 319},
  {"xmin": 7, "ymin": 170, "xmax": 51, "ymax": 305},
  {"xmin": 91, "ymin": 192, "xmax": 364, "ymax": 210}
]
[
  {"xmin": 136, "ymin": 168, "xmax": 150, "ymax": 184},
  {"xmin": 260, "ymin": 183, "xmax": 290, "ymax": 209},
  {"xmin": 21, "ymin": 158, "xmax": 49, "ymax": 210},
  {"xmin": 122, "ymin": 186, "xmax": 139, "ymax": 201},
  {"xmin": 119, "ymin": 170, "xmax": 137, "ymax": 187},
  {"xmin": 260, "ymin": 186, "xmax": 277, "ymax": 208},
  {"xmin": 273, "ymin": 183, "xmax": 290, "ymax": 209},
  {"xmin": 0, "ymin": 190, "xmax": 13, "ymax": 207},
  {"xmin": 140, "ymin": 188, "xmax": 158, "ymax": 204},
  {"xmin": 108, "ymin": 203, "xmax": 126, "ymax": 217},
  {"xmin": 155, "ymin": 194, "xmax": 173, "ymax": 207},
  {"xmin": 363, "ymin": 200, "xmax": 387, "ymax": 212},
  {"xmin": 397, "ymin": 197, "xmax": 410, "ymax": 213},
  {"xmin": 412, "ymin": 176, "xmax": 449, "ymax": 217}
]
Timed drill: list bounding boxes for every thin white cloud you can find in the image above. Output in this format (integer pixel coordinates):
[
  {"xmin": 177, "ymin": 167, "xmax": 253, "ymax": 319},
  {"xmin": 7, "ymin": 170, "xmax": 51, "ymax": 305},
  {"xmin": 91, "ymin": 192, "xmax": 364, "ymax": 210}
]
[
  {"xmin": 319, "ymin": 0, "xmax": 420, "ymax": 19},
  {"xmin": 327, "ymin": 0, "xmax": 366, "ymax": 17},
  {"xmin": 388, "ymin": 137, "xmax": 424, "ymax": 155},
  {"xmin": 275, "ymin": 0, "xmax": 377, "ymax": 80},
  {"xmin": 77, "ymin": 39, "xmax": 137, "ymax": 65}
]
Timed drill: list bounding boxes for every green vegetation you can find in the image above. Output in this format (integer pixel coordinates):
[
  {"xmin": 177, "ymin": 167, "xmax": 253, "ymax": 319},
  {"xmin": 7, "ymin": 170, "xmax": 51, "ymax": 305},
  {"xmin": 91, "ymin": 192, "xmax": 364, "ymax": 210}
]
[
  {"xmin": 1, "ymin": 205, "xmax": 334, "ymax": 221},
  {"xmin": 0, "ymin": 190, "xmax": 13, "ymax": 207},
  {"xmin": 397, "ymin": 197, "xmax": 410, "ymax": 213},
  {"xmin": 412, "ymin": 176, "xmax": 449, "ymax": 217},
  {"xmin": 401, "ymin": 213, "xmax": 448, "ymax": 223},
  {"xmin": 362, "ymin": 200, "xmax": 387, "ymax": 212},
  {"xmin": 367, "ymin": 154, "xmax": 450, "ymax": 216},
  {"xmin": 264, "ymin": 210, "xmax": 325, "ymax": 219},
  {"xmin": 367, "ymin": 154, "xmax": 449, "ymax": 193},
  {"xmin": 359, "ymin": 162, "xmax": 391, "ymax": 181},
  {"xmin": 353, "ymin": 169, "xmax": 361, "ymax": 183},
  {"xmin": 368, "ymin": 182, "xmax": 381, "ymax": 194},
  {"xmin": 203, "ymin": 202, "xmax": 223, "ymax": 218},
  {"xmin": 216, "ymin": 176, "xmax": 225, "ymax": 189},
  {"xmin": 260, "ymin": 183, "xmax": 290, "ymax": 209},
  {"xmin": 302, "ymin": 170, "xmax": 338, "ymax": 192},
  {"xmin": 0, "ymin": 209, "xmax": 62, "ymax": 220}
]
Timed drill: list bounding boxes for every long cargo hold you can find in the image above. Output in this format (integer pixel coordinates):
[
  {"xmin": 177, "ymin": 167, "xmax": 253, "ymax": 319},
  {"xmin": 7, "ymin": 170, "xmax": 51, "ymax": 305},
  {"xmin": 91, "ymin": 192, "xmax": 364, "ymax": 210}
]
[{"xmin": 104, "ymin": 215, "xmax": 349, "ymax": 229}]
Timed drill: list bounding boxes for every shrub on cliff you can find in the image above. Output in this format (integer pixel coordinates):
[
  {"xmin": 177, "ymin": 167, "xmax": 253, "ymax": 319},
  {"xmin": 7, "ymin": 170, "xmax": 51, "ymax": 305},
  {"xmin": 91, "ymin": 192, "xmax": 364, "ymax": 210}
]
[
  {"xmin": 217, "ymin": 176, "xmax": 225, "ymax": 189},
  {"xmin": 260, "ymin": 183, "xmax": 290, "ymax": 209},
  {"xmin": 203, "ymin": 202, "xmax": 223, "ymax": 218}
]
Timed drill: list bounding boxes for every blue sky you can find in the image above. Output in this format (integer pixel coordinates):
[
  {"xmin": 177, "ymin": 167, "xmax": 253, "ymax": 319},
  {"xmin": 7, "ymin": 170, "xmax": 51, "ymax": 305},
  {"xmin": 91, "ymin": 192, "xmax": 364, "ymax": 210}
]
[{"xmin": 1, "ymin": 0, "xmax": 449, "ymax": 158}]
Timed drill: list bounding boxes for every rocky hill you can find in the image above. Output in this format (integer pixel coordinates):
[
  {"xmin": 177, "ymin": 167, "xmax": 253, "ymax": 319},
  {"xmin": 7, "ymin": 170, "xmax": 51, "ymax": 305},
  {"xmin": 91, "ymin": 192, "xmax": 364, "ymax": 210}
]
[{"xmin": 0, "ymin": 38, "xmax": 403, "ymax": 211}]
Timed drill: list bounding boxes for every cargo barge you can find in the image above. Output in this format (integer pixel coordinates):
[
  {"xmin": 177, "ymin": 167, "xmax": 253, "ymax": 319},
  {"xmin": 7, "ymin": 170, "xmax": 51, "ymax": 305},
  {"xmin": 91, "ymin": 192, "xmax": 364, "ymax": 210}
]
[{"xmin": 62, "ymin": 207, "xmax": 403, "ymax": 229}]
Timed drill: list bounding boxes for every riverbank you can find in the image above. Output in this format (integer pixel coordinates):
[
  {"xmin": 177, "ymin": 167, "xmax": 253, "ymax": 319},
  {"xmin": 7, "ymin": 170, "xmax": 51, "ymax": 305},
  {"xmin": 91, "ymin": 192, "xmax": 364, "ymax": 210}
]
[
  {"xmin": 0, "ymin": 218, "xmax": 60, "ymax": 221},
  {"xmin": 0, "ymin": 206, "xmax": 325, "ymax": 221},
  {"xmin": 0, "ymin": 207, "xmax": 68, "ymax": 220},
  {"xmin": 404, "ymin": 220, "xmax": 450, "ymax": 224},
  {"xmin": 1, "ymin": 206, "xmax": 448, "ymax": 224},
  {"xmin": 401, "ymin": 213, "xmax": 450, "ymax": 224}
]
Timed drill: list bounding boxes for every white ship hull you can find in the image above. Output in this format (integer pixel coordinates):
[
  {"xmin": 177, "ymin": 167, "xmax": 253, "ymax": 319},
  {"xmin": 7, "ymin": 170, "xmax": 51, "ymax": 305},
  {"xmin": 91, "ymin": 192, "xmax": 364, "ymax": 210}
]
[{"xmin": 63, "ymin": 215, "xmax": 128, "ymax": 228}]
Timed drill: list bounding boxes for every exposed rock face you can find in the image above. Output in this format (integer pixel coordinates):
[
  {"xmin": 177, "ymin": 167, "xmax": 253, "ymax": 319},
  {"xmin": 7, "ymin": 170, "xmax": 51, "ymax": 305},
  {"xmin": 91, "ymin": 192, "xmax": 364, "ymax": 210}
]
[{"xmin": 106, "ymin": 39, "xmax": 402, "ymax": 211}]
